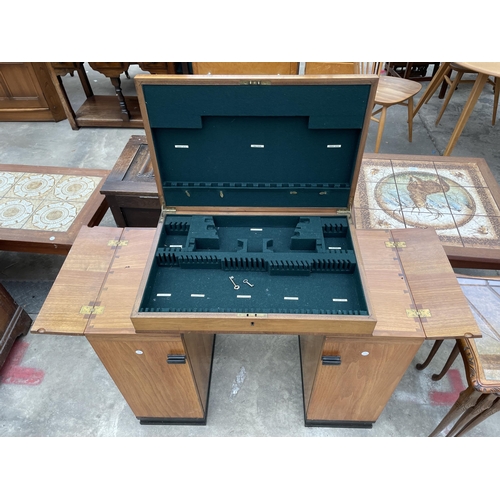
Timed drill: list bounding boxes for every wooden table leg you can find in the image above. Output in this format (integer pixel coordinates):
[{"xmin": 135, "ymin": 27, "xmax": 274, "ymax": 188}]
[
  {"xmin": 374, "ymin": 106, "xmax": 387, "ymax": 154},
  {"xmin": 76, "ymin": 62, "xmax": 93, "ymax": 98},
  {"xmin": 413, "ymin": 62, "xmax": 450, "ymax": 118},
  {"xmin": 455, "ymin": 396, "xmax": 500, "ymax": 436},
  {"xmin": 447, "ymin": 393, "xmax": 497, "ymax": 436},
  {"xmin": 110, "ymin": 76, "xmax": 130, "ymax": 122},
  {"xmin": 429, "ymin": 385, "xmax": 478, "ymax": 436},
  {"xmin": 443, "ymin": 72, "xmax": 489, "ymax": 156},
  {"xmin": 45, "ymin": 63, "xmax": 79, "ymax": 130}
]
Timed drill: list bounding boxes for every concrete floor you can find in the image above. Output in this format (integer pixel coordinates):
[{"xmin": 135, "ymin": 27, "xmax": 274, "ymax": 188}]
[{"xmin": 1, "ymin": 64, "xmax": 500, "ymax": 437}]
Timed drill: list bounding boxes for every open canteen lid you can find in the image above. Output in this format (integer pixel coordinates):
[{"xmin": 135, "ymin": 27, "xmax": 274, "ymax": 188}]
[{"xmin": 134, "ymin": 74, "xmax": 378, "ymax": 212}]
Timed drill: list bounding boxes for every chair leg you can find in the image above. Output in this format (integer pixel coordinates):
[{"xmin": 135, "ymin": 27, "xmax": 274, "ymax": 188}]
[
  {"xmin": 431, "ymin": 341, "xmax": 459, "ymax": 381},
  {"xmin": 429, "ymin": 385, "xmax": 479, "ymax": 436},
  {"xmin": 444, "ymin": 72, "xmax": 489, "ymax": 156},
  {"xmin": 447, "ymin": 393, "xmax": 497, "ymax": 436},
  {"xmin": 493, "ymin": 77, "xmax": 499, "ymax": 126},
  {"xmin": 374, "ymin": 106, "xmax": 387, "ymax": 153},
  {"xmin": 435, "ymin": 70, "xmax": 465, "ymax": 126},
  {"xmin": 416, "ymin": 339, "xmax": 444, "ymax": 370},
  {"xmin": 455, "ymin": 396, "xmax": 500, "ymax": 437},
  {"xmin": 407, "ymin": 96, "xmax": 414, "ymax": 142}
]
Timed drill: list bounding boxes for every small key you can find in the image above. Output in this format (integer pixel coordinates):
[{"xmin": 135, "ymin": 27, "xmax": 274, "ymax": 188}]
[
  {"xmin": 243, "ymin": 279, "xmax": 254, "ymax": 287},
  {"xmin": 229, "ymin": 276, "xmax": 240, "ymax": 290}
]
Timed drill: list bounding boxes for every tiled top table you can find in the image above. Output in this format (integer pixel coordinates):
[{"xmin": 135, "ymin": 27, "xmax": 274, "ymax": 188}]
[
  {"xmin": 0, "ymin": 164, "xmax": 108, "ymax": 254},
  {"xmin": 354, "ymin": 154, "xmax": 500, "ymax": 269}
]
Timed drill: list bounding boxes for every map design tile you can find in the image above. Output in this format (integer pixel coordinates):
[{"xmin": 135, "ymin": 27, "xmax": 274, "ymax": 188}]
[
  {"xmin": 434, "ymin": 161, "xmax": 489, "ymax": 188},
  {"xmin": 356, "ymin": 160, "xmax": 500, "ymax": 251},
  {"xmin": 359, "ymin": 158, "xmax": 394, "ymax": 183},
  {"xmin": 354, "ymin": 174, "xmax": 397, "ymax": 210},
  {"xmin": 445, "ymin": 187, "xmax": 500, "ymax": 217},
  {"xmin": 0, "ymin": 171, "xmax": 101, "ymax": 233},
  {"xmin": 390, "ymin": 159, "xmax": 437, "ymax": 173},
  {"xmin": 455, "ymin": 215, "xmax": 500, "ymax": 248},
  {"xmin": 353, "ymin": 207, "xmax": 406, "ymax": 230}
]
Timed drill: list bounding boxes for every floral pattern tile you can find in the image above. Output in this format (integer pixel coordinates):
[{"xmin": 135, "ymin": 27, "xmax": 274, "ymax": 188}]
[
  {"xmin": 0, "ymin": 170, "xmax": 101, "ymax": 233},
  {"xmin": 0, "ymin": 197, "xmax": 44, "ymax": 229},
  {"xmin": 22, "ymin": 201, "xmax": 86, "ymax": 232},
  {"xmin": 0, "ymin": 171, "xmax": 25, "ymax": 197}
]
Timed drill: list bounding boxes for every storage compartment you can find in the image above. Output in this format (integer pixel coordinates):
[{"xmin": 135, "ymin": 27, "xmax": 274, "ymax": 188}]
[
  {"xmin": 131, "ymin": 75, "xmax": 379, "ymax": 335},
  {"xmin": 138, "ymin": 214, "xmax": 368, "ymax": 316}
]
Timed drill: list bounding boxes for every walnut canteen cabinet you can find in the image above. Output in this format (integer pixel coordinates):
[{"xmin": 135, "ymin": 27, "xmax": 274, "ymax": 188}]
[{"xmin": 33, "ymin": 75, "xmax": 480, "ymax": 428}]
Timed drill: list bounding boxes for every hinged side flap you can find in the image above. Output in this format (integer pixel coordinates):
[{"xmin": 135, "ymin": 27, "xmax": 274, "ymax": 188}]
[
  {"xmin": 87, "ymin": 228, "xmax": 157, "ymax": 335},
  {"xmin": 390, "ymin": 228, "xmax": 481, "ymax": 339},
  {"xmin": 32, "ymin": 226, "xmax": 124, "ymax": 336}
]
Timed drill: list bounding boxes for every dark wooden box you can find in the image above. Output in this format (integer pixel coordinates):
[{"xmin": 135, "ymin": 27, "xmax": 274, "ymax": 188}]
[{"xmin": 100, "ymin": 135, "xmax": 161, "ymax": 227}]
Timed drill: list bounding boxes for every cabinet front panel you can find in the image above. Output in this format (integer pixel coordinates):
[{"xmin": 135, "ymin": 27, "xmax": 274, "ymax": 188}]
[
  {"xmin": 88, "ymin": 337, "xmax": 204, "ymax": 419},
  {"xmin": 306, "ymin": 338, "xmax": 422, "ymax": 422},
  {"xmin": 0, "ymin": 63, "xmax": 47, "ymax": 108}
]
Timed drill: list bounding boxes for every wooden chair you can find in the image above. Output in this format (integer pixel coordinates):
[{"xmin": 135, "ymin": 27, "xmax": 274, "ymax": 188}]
[
  {"xmin": 304, "ymin": 62, "xmax": 422, "ymax": 153},
  {"xmin": 416, "ymin": 275, "xmax": 500, "ymax": 436},
  {"xmin": 191, "ymin": 62, "xmax": 299, "ymax": 75},
  {"xmin": 435, "ymin": 63, "xmax": 499, "ymax": 126}
]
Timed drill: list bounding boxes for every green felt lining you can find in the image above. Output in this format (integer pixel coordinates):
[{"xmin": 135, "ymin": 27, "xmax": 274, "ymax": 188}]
[
  {"xmin": 138, "ymin": 215, "xmax": 367, "ymax": 315},
  {"xmin": 141, "ymin": 82, "xmax": 372, "ymax": 209}
]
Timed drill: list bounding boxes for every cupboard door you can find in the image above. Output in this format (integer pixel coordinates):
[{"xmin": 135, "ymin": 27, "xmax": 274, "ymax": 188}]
[
  {"xmin": 88, "ymin": 336, "xmax": 206, "ymax": 421},
  {"xmin": 303, "ymin": 337, "xmax": 422, "ymax": 424},
  {"xmin": 0, "ymin": 63, "xmax": 48, "ymax": 109}
]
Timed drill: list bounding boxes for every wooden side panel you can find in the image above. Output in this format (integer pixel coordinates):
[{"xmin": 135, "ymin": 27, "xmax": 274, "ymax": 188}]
[
  {"xmin": 305, "ymin": 62, "xmax": 357, "ymax": 75},
  {"xmin": 88, "ymin": 336, "xmax": 204, "ymax": 419},
  {"xmin": 31, "ymin": 226, "xmax": 123, "ymax": 335},
  {"xmin": 391, "ymin": 228, "xmax": 481, "ymax": 339},
  {"xmin": 0, "ymin": 282, "xmax": 32, "ymax": 368},
  {"xmin": 192, "ymin": 62, "xmax": 299, "ymax": 75},
  {"xmin": 299, "ymin": 335, "xmax": 324, "ymax": 410},
  {"xmin": 182, "ymin": 333, "xmax": 215, "ymax": 411},
  {"xmin": 88, "ymin": 228, "xmax": 156, "ymax": 335},
  {"xmin": 0, "ymin": 62, "xmax": 47, "ymax": 108},
  {"xmin": 306, "ymin": 337, "xmax": 423, "ymax": 422}
]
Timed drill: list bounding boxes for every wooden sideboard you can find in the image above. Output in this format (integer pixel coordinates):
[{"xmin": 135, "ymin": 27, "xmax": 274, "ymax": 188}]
[
  {"xmin": 0, "ymin": 63, "xmax": 66, "ymax": 122},
  {"xmin": 48, "ymin": 63, "xmax": 184, "ymax": 130}
]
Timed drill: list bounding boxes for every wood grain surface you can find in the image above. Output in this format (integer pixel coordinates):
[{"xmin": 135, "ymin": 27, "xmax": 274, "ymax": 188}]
[
  {"xmin": 88, "ymin": 335, "xmax": 205, "ymax": 419},
  {"xmin": 31, "ymin": 226, "xmax": 123, "ymax": 335},
  {"xmin": 305, "ymin": 337, "xmax": 423, "ymax": 422}
]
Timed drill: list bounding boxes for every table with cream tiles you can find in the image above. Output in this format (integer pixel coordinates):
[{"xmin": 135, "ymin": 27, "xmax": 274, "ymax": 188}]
[
  {"xmin": 0, "ymin": 164, "xmax": 109, "ymax": 254},
  {"xmin": 353, "ymin": 154, "xmax": 500, "ymax": 268}
]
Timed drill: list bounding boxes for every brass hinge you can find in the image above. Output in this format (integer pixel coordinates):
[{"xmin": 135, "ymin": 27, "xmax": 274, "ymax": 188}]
[
  {"xmin": 108, "ymin": 239, "xmax": 128, "ymax": 247},
  {"xmin": 406, "ymin": 308, "xmax": 431, "ymax": 318},
  {"xmin": 80, "ymin": 306, "xmax": 104, "ymax": 315},
  {"xmin": 386, "ymin": 241, "xmax": 406, "ymax": 248},
  {"xmin": 337, "ymin": 209, "xmax": 351, "ymax": 215},
  {"xmin": 164, "ymin": 207, "xmax": 177, "ymax": 213}
]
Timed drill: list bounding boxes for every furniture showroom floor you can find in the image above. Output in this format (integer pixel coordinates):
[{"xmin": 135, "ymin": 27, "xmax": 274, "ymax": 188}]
[{"xmin": 1, "ymin": 64, "xmax": 500, "ymax": 437}]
